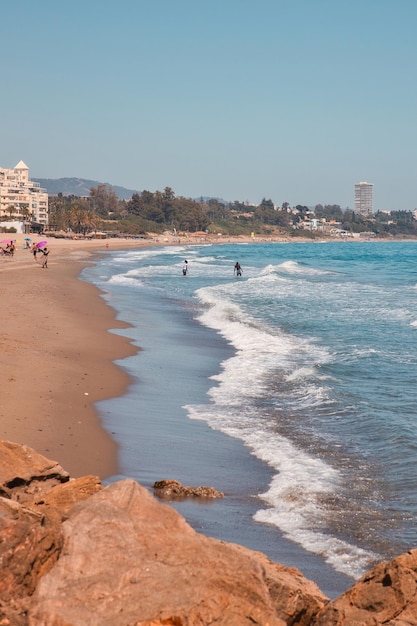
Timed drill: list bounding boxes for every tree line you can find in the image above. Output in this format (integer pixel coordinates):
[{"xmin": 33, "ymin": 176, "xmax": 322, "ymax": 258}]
[{"xmin": 47, "ymin": 185, "xmax": 417, "ymax": 238}]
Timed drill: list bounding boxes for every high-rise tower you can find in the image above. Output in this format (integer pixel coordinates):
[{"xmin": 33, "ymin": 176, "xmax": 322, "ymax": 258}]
[{"xmin": 354, "ymin": 182, "xmax": 374, "ymax": 216}]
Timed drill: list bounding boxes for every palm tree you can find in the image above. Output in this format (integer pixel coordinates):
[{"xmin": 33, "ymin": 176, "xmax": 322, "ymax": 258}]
[
  {"xmin": 20, "ymin": 205, "xmax": 30, "ymax": 221},
  {"xmin": 88, "ymin": 213, "xmax": 102, "ymax": 235},
  {"xmin": 68, "ymin": 201, "xmax": 101, "ymax": 235},
  {"xmin": 69, "ymin": 205, "xmax": 89, "ymax": 234}
]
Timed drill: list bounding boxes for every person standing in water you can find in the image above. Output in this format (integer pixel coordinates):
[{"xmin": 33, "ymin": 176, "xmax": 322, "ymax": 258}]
[
  {"xmin": 234, "ymin": 262, "xmax": 242, "ymax": 277},
  {"xmin": 182, "ymin": 260, "xmax": 188, "ymax": 275}
]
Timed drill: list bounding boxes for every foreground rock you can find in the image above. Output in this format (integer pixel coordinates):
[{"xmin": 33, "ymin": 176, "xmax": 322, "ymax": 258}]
[
  {"xmin": 315, "ymin": 549, "xmax": 417, "ymax": 625},
  {"xmin": 0, "ymin": 439, "xmax": 417, "ymax": 625},
  {"xmin": 0, "ymin": 441, "xmax": 102, "ymax": 625},
  {"xmin": 0, "ymin": 439, "xmax": 70, "ymax": 502},
  {"xmin": 29, "ymin": 479, "xmax": 326, "ymax": 625}
]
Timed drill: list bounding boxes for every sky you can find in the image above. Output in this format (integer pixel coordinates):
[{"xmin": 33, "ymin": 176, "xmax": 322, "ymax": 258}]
[{"xmin": 2, "ymin": 0, "xmax": 417, "ymax": 210}]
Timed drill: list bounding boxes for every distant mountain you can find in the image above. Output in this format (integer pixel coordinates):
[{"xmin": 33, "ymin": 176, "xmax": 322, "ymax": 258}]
[{"xmin": 32, "ymin": 177, "xmax": 139, "ymax": 200}]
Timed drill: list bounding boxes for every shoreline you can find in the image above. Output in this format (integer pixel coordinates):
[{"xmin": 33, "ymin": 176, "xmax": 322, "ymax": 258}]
[
  {"xmin": 0, "ymin": 233, "xmax": 280, "ymax": 479},
  {"xmin": 0, "ymin": 238, "xmax": 146, "ymax": 478},
  {"xmin": 0, "ymin": 232, "xmax": 414, "ymax": 478},
  {"xmin": 0, "ymin": 232, "xmax": 294, "ymax": 479},
  {"xmin": 1, "ymin": 234, "xmax": 409, "ymax": 599}
]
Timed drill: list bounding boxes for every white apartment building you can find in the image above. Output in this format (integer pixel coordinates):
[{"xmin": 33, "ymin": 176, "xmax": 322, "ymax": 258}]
[
  {"xmin": 0, "ymin": 160, "xmax": 48, "ymax": 225},
  {"xmin": 354, "ymin": 181, "xmax": 374, "ymax": 216}
]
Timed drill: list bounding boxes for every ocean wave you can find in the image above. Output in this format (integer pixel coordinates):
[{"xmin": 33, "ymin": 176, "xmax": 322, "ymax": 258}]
[
  {"xmin": 111, "ymin": 245, "xmax": 189, "ymax": 264},
  {"xmin": 255, "ymin": 502, "xmax": 378, "ymax": 579},
  {"xmin": 184, "ymin": 285, "xmax": 378, "ymax": 576},
  {"xmin": 262, "ymin": 260, "xmax": 333, "ymax": 276},
  {"xmin": 186, "ymin": 401, "xmax": 378, "ymax": 580},
  {"xmin": 108, "ymin": 273, "xmax": 144, "ymax": 288},
  {"xmin": 245, "ymin": 430, "xmax": 379, "ymax": 579}
]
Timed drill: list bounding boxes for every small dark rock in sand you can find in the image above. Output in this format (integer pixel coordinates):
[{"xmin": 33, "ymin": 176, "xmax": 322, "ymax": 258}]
[{"xmin": 153, "ymin": 479, "xmax": 224, "ymax": 499}]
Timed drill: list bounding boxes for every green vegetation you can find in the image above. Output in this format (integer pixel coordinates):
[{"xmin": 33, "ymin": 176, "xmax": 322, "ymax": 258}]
[{"xmin": 46, "ymin": 186, "xmax": 417, "ymax": 239}]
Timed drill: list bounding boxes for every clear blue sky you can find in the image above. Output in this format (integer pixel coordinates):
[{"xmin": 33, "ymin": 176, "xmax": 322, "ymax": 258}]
[{"xmin": 2, "ymin": 0, "xmax": 417, "ymax": 210}]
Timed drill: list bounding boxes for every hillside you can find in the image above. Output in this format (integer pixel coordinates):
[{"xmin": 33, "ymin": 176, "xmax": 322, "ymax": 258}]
[{"xmin": 32, "ymin": 177, "xmax": 139, "ymax": 200}]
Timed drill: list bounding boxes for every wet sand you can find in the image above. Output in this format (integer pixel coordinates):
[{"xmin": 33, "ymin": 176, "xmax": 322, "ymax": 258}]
[
  {"xmin": 0, "ymin": 238, "xmax": 150, "ymax": 477},
  {"xmin": 0, "ymin": 234, "xmax": 275, "ymax": 477}
]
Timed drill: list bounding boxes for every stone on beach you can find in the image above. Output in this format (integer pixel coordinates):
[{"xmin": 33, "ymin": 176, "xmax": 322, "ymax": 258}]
[{"xmin": 153, "ymin": 478, "xmax": 224, "ymax": 499}]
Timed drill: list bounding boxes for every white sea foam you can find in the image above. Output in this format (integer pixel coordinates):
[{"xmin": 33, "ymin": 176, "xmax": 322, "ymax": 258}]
[
  {"xmin": 255, "ymin": 510, "xmax": 377, "ymax": 579},
  {"xmin": 186, "ymin": 400, "xmax": 378, "ymax": 579},
  {"xmin": 254, "ymin": 467, "xmax": 379, "ymax": 579},
  {"xmin": 111, "ymin": 245, "xmax": 189, "ymax": 265},
  {"xmin": 267, "ymin": 260, "xmax": 333, "ymax": 276},
  {"xmin": 195, "ymin": 282, "xmax": 332, "ymax": 409},
  {"xmin": 184, "ymin": 285, "xmax": 380, "ymax": 578},
  {"xmin": 285, "ymin": 366, "xmax": 319, "ymax": 382},
  {"xmin": 108, "ymin": 273, "xmax": 144, "ymax": 288}
]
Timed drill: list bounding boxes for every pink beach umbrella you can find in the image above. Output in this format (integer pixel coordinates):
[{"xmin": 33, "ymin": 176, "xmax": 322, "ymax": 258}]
[
  {"xmin": 0, "ymin": 239, "xmax": 13, "ymax": 244},
  {"xmin": 36, "ymin": 241, "xmax": 48, "ymax": 248}
]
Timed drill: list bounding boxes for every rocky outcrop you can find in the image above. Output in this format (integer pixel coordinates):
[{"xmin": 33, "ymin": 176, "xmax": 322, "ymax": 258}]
[
  {"xmin": 0, "ymin": 439, "xmax": 70, "ymax": 502},
  {"xmin": 314, "ymin": 549, "xmax": 417, "ymax": 625},
  {"xmin": 153, "ymin": 478, "xmax": 224, "ymax": 499},
  {"xmin": 0, "ymin": 439, "xmax": 417, "ymax": 625},
  {"xmin": 29, "ymin": 479, "xmax": 326, "ymax": 625},
  {"xmin": 0, "ymin": 441, "xmax": 102, "ymax": 625},
  {"xmin": 0, "ymin": 496, "xmax": 62, "ymax": 624}
]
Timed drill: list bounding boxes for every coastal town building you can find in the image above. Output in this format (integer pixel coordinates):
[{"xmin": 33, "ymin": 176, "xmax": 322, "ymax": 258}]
[
  {"xmin": 354, "ymin": 181, "xmax": 374, "ymax": 216},
  {"xmin": 0, "ymin": 160, "xmax": 48, "ymax": 225}
]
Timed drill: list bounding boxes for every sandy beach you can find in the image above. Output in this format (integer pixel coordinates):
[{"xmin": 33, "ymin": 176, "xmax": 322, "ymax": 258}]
[
  {"xmin": 0, "ymin": 230, "xmax": 390, "ymax": 480},
  {"xmin": 0, "ymin": 237, "xmax": 158, "ymax": 478},
  {"xmin": 0, "ymin": 233, "xmax": 268, "ymax": 478}
]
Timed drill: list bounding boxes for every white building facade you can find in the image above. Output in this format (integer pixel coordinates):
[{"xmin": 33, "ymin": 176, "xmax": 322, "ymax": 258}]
[
  {"xmin": 354, "ymin": 181, "xmax": 374, "ymax": 216},
  {"xmin": 0, "ymin": 160, "xmax": 48, "ymax": 225}
]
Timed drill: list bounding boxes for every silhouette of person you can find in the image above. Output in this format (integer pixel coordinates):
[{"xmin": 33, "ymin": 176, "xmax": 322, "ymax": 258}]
[{"xmin": 234, "ymin": 262, "xmax": 242, "ymax": 277}]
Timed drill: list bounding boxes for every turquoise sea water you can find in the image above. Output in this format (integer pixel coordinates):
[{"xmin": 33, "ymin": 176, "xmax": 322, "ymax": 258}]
[{"xmin": 83, "ymin": 240, "xmax": 417, "ymax": 584}]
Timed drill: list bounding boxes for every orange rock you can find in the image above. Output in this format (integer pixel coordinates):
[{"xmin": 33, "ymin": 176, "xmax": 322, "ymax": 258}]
[
  {"xmin": 0, "ymin": 439, "xmax": 69, "ymax": 503},
  {"xmin": 0, "ymin": 497, "xmax": 62, "ymax": 607},
  {"xmin": 153, "ymin": 479, "xmax": 224, "ymax": 499},
  {"xmin": 2, "ymin": 440, "xmax": 417, "ymax": 626},
  {"xmin": 29, "ymin": 479, "xmax": 326, "ymax": 626},
  {"xmin": 314, "ymin": 549, "xmax": 417, "ymax": 625}
]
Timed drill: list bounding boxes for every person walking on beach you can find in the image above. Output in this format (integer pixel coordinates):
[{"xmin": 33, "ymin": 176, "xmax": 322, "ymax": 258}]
[
  {"xmin": 32, "ymin": 243, "xmax": 38, "ymax": 262},
  {"xmin": 40, "ymin": 247, "xmax": 49, "ymax": 268},
  {"xmin": 182, "ymin": 260, "xmax": 188, "ymax": 276},
  {"xmin": 234, "ymin": 262, "xmax": 242, "ymax": 277}
]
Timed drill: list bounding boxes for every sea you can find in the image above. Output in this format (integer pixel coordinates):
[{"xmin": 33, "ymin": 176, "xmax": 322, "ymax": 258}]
[{"xmin": 82, "ymin": 239, "xmax": 417, "ymax": 597}]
